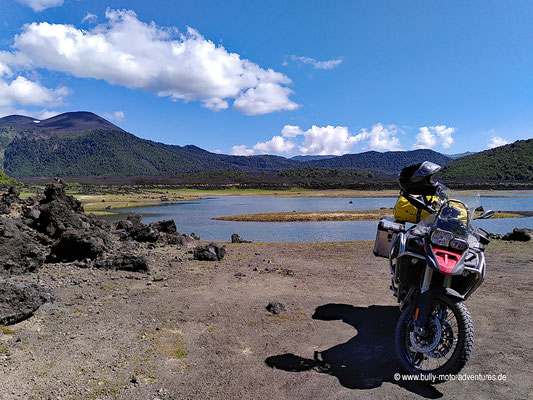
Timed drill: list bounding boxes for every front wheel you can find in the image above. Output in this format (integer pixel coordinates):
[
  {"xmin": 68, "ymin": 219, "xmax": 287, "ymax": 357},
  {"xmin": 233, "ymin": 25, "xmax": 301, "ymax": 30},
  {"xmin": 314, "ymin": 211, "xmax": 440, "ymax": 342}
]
[{"xmin": 394, "ymin": 294, "xmax": 474, "ymax": 381}]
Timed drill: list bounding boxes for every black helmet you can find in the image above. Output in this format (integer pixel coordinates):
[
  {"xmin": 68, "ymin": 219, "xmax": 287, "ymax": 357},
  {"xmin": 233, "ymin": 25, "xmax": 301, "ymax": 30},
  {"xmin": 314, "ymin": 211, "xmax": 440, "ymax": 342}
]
[{"xmin": 399, "ymin": 161, "xmax": 441, "ymax": 196}]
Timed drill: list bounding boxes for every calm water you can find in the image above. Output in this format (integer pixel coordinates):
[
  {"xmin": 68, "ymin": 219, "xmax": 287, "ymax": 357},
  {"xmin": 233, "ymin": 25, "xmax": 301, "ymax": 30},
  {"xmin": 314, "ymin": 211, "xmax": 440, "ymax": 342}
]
[{"xmin": 111, "ymin": 194, "xmax": 533, "ymax": 242}]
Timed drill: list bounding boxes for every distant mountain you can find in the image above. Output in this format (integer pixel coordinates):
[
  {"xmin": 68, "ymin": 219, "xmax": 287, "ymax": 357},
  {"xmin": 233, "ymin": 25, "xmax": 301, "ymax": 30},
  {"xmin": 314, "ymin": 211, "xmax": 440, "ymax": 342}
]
[
  {"xmin": 0, "ymin": 111, "xmax": 456, "ymax": 178},
  {"xmin": 441, "ymin": 139, "xmax": 533, "ymax": 180},
  {"xmin": 0, "ymin": 111, "xmax": 123, "ymax": 134},
  {"xmin": 447, "ymin": 151, "xmax": 476, "ymax": 160},
  {"xmin": 301, "ymin": 149, "xmax": 453, "ymax": 174},
  {"xmin": 0, "ymin": 112, "xmax": 302, "ymax": 177},
  {"xmin": 291, "ymin": 155, "xmax": 336, "ymax": 161}
]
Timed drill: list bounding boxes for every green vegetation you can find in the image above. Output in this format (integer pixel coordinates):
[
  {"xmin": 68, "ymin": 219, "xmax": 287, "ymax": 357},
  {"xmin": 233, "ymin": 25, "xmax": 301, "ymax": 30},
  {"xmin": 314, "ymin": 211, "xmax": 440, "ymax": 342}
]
[
  {"xmin": 214, "ymin": 209, "xmax": 394, "ymax": 222},
  {"xmin": 441, "ymin": 139, "xmax": 533, "ymax": 181},
  {"xmin": 305, "ymin": 149, "xmax": 453, "ymax": 173},
  {"xmin": 214, "ymin": 209, "xmax": 527, "ymax": 222},
  {"xmin": 1, "ymin": 327, "xmax": 16, "ymax": 335},
  {"xmin": 0, "ymin": 168, "xmax": 17, "ymax": 185}
]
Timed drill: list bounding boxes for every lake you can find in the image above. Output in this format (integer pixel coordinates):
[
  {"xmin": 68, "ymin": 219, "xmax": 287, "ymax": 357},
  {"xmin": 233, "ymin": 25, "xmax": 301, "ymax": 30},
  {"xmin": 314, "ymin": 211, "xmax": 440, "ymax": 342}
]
[{"xmin": 111, "ymin": 194, "xmax": 533, "ymax": 242}]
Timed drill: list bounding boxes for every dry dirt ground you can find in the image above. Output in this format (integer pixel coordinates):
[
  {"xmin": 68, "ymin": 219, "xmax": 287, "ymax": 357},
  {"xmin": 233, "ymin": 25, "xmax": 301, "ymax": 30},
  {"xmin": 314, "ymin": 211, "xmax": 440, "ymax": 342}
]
[{"xmin": 0, "ymin": 240, "xmax": 532, "ymax": 400}]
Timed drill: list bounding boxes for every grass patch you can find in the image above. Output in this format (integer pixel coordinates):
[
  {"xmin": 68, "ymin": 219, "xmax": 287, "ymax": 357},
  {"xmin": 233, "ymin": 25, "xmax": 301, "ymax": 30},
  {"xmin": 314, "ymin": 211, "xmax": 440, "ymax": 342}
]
[
  {"xmin": 0, "ymin": 346, "xmax": 8, "ymax": 354},
  {"xmin": 214, "ymin": 209, "xmax": 394, "ymax": 222},
  {"xmin": 154, "ymin": 328, "xmax": 188, "ymax": 359},
  {"xmin": 1, "ymin": 327, "xmax": 16, "ymax": 335}
]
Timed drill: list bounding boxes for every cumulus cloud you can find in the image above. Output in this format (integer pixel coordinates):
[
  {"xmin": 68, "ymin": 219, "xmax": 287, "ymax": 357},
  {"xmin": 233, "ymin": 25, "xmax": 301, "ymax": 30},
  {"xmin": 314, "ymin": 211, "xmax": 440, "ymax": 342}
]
[
  {"xmin": 16, "ymin": 0, "xmax": 64, "ymax": 12},
  {"xmin": 414, "ymin": 125, "xmax": 455, "ymax": 150},
  {"xmin": 231, "ymin": 145, "xmax": 255, "ymax": 156},
  {"xmin": 232, "ymin": 123, "xmax": 407, "ymax": 156},
  {"xmin": 360, "ymin": 124, "xmax": 403, "ymax": 152},
  {"xmin": 0, "ymin": 75, "xmax": 69, "ymax": 107},
  {"xmin": 253, "ymin": 135, "xmax": 295, "ymax": 154},
  {"xmin": 290, "ymin": 55, "xmax": 342, "ymax": 70},
  {"xmin": 233, "ymin": 83, "xmax": 298, "ymax": 115},
  {"xmin": 81, "ymin": 12, "xmax": 98, "ymax": 24},
  {"xmin": 103, "ymin": 110, "xmax": 125, "ymax": 122},
  {"xmin": 488, "ymin": 136, "xmax": 508, "ymax": 149},
  {"xmin": 8, "ymin": 9, "xmax": 298, "ymax": 115},
  {"xmin": 297, "ymin": 125, "xmax": 364, "ymax": 155}
]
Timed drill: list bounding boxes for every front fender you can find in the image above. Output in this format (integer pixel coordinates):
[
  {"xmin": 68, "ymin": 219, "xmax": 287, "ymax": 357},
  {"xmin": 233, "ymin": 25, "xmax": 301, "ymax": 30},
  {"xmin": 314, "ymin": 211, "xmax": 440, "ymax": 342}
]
[{"xmin": 413, "ymin": 287, "xmax": 464, "ymax": 328}]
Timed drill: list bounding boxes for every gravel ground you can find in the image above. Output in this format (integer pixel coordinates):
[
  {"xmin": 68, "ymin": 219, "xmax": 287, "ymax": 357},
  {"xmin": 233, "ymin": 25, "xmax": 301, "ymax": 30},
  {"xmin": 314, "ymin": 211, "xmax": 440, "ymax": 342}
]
[{"xmin": 0, "ymin": 239, "xmax": 531, "ymax": 400}]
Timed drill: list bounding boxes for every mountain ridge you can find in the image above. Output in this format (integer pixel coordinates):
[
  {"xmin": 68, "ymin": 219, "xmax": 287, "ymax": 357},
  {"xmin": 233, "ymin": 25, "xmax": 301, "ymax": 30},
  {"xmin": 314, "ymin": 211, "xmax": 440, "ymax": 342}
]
[{"xmin": 0, "ymin": 111, "xmax": 458, "ymax": 178}]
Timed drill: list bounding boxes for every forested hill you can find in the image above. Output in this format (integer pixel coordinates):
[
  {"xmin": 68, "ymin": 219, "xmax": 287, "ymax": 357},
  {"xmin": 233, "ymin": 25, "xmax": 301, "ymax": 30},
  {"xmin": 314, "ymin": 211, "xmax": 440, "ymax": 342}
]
[
  {"xmin": 441, "ymin": 139, "xmax": 533, "ymax": 180},
  {"xmin": 304, "ymin": 149, "xmax": 453, "ymax": 173},
  {"xmin": 1, "ymin": 111, "xmax": 457, "ymax": 178}
]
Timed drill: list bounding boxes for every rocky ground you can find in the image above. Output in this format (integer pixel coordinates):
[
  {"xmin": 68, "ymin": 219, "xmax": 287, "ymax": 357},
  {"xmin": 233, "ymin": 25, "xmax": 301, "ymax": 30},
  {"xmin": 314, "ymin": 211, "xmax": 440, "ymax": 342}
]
[{"xmin": 0, "ymin": 185, "xmax": 532, "ymax": 399}]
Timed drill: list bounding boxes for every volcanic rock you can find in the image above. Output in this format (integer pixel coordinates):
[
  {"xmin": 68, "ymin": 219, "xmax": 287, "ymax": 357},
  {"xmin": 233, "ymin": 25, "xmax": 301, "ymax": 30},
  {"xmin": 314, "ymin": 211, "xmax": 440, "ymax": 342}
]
[
  {"xmin": 115, "ymin": 213, "xmax": 159, "ymax": 242},
  {"xmin": 94, "ymin": 251, "xmax": 149, "ymax": 272},
  {"xmin": 193, "ymin": 243, "xmax": 226, "ymax": 261},
  {"xmin": 266, "ymin": 301, "xmax": 287, "ymax": 314},
  {"xmin": 0, "ymin": 281, "xmax": 55, "ymax": 325},
  {"xmin": 0, "ymin": 217, "xmax": 48, "ymax": 276},
  {"xmin": 149, "ymin": 219, "xmax": 177, "ymax": 234},
  {"xmin": 231, "ymin": 233, "xmax": 251, "ymax": 243},
  {"xmin": 502, "ymin": 228, "xmax": 533, "ymax": 242},
  {"xmin": 50, "ymin": 228, "xmax": 110, "ymax": 262}
]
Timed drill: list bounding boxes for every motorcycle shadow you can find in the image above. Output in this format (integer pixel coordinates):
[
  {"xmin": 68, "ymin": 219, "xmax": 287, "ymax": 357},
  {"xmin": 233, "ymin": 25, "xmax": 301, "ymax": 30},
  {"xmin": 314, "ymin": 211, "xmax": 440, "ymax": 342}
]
[{"xmin": 265, "ymin": 304, "xmax": 443, "ymax": 399}]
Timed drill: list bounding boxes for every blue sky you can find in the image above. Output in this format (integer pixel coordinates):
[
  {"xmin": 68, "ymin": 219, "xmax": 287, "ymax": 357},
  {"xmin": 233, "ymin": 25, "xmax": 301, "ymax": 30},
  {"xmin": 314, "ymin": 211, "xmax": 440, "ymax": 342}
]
[{"xmin": 0, "ymin": 0, "xmax": 531, "ymax": 156}]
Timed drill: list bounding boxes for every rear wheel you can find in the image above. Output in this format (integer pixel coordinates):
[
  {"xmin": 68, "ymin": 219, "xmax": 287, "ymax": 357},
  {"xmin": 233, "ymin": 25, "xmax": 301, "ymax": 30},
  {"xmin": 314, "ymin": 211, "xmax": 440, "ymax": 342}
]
[{"xmin": 394, "ymin": 294, "xmax": 474, "ymax": 382}]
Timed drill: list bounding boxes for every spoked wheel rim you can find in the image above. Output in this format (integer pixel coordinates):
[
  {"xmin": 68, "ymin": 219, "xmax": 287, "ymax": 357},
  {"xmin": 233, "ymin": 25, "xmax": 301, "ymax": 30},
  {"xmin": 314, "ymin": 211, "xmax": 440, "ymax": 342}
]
[{"xmin": 403, "ymin": 300, "xmax": 460, "ymax": 373}]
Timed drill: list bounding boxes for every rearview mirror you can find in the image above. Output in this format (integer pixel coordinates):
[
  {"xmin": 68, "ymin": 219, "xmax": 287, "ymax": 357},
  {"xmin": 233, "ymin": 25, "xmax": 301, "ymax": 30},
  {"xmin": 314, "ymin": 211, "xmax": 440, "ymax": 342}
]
[{"xmin": 474, "ymin": 210, "xmax": 495, "ymax": 220}]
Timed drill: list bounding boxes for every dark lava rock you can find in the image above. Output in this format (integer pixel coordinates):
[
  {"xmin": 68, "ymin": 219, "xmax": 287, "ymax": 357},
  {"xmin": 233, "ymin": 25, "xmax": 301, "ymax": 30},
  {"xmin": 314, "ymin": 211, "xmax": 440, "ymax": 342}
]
[
  {"xmin": 502, "ymin": 228, "xmax": 533, "ymax": 242},
  {"xmin": 193, "ymin": 243, "xmax": 226, "ymax": 261},
  {"xmin": 95, "ymin": 251, "xmax": 149, "ymax": 272},
  {"xmin": 231, "ymin": 233, "xmax": 251, "ymax": 244},
  {"xmin": 266, "ymin": 301, "xmax": 287, "ymax": 314},
  {"xmin": 487, "ymin": 232, "xmax": 502, "ymax": 240},
  {"xmin": 115, "ymin": 213, "xmax": 159, "ymax": 243},
  {"xmin": 50, "ymin": 228, "xmax": 110, "ymax": 262},
  {"xmin": 0, "ymin": 217, "xmax": 48, "ymax": 276},
  {"xmin": 32, "ymin": 183, "xmax": 111, "ymax": 262},
  {"xmin": 163, "ymin": 232, "xmax": 197, "ymax": 247},
  {"xmin": 475, "ymin": 205, "xmax": 484, "ymax": 212},
  {"xmin": 0, "ymin": 186, "xmax": 22, "ymax": 214},
  {"xmin": 149, "ymin": 219, "xmax": 177, "ymax": 234},
  {"xmin": 34, "ymin": 183, "xmax": 86, "ymax": 238},
  {"xmin": 0, "ymin": 281, "xmax": 55, "ymax": 325}
]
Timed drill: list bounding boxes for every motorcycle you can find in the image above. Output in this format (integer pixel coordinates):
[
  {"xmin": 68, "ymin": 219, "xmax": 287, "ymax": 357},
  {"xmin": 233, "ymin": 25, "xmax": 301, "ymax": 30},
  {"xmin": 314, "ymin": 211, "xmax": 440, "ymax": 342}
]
[{"xmin": 374, "ymin": 162, "xmax": 494, "ymax": 380}]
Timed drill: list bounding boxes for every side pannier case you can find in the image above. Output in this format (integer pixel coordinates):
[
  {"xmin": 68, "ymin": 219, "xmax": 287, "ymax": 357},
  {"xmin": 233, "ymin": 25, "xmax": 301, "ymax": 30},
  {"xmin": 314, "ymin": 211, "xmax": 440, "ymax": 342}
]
[{"xmin": 373, "ymin": 217, "xmax": 405, "ymax": 258}]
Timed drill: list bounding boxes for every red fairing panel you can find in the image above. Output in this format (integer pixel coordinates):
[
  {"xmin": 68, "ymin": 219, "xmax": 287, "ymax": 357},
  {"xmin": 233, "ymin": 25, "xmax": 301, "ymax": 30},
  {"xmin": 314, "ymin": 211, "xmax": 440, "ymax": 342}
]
[{"xmin": 434, "ymin": 248, "xmax": 461, "ymax": 274}]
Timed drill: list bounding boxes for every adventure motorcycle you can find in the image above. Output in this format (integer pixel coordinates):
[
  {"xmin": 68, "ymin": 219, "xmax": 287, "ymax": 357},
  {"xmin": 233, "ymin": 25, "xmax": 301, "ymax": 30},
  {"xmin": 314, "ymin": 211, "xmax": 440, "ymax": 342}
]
[{"xmin": 374, "ymin": 161, "xmax": 494, "ymax": 380}]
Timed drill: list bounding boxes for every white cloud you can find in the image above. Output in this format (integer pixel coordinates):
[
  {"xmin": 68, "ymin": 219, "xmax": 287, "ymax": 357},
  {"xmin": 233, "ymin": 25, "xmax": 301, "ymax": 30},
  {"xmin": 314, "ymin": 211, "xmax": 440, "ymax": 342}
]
[
  {"xmin": 103, "ymin": 110, "xmax": 125, "ymax": 122},
  {"xmin": 281, "ymin": 124, "xmax": 304, "ymax": 138},
  {"xmin": 488, "ymin": 136, "xmax": 508, "ymax": 149},
  {"xmin": 253, "ymin": 135, "xmax": 295, "ymax": 154},
  {"xmin": 0, "ymin": 75, "xmax": 69, "ymax": 107},
  {"xmin": 290, "ymin": 55, "xmax": 342, "ymax": 70},
  {"xmin": 297, "ymin": 125, "xmax": 364, "ymax": 155},
  {"xmin": 9, "ymin": 9, "xmax": 298, "ymax": 115},
  {"xmin": 81, "ymin": 12, "xmax": 98, "ymax": 24},
  {"xmin": 16, "ymin": 0, "xmax": 64, "ymax": 12},
  {"xmin": 413, "ymin": 125, "xmax": 455, "ymax": 150},
  {"xmin": 233, "ymin": 83, "xmax": 298, "ymax": 115},
  {"xmin": 361, "ymin": 123, "xmax": 403, "ymax": 152},
  {"xmin": 231, "ymin": 145, "xmax": 254, "ymax": 156}
]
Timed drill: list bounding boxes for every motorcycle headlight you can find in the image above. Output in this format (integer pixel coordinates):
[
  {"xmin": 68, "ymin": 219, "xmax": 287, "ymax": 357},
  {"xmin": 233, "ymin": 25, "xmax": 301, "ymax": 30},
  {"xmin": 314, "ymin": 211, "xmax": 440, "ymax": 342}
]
[
  {"xmin": 431, "ymin": 229, "xmax": 454, "ymax": 247},
  {"xmin": 450, "ymin": 238, "xmax": 468, "ymax": 251}
]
